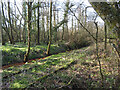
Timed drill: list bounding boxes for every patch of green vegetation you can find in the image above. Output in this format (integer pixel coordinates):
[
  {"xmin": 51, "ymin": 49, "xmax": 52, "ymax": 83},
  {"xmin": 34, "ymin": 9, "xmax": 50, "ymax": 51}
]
[
  {"xmin": 3, "ymin": 49, "xmax": 77, "ymax": 88},
  {"xmin": 2, "ymin": 43, "xmax": 66, "ymax": 65}
]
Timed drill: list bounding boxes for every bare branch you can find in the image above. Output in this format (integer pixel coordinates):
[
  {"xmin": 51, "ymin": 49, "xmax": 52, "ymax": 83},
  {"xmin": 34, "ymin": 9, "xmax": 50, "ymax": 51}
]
[{"xmin": 15, "ymin": 4, "xmax": 26, "ymax": 21}]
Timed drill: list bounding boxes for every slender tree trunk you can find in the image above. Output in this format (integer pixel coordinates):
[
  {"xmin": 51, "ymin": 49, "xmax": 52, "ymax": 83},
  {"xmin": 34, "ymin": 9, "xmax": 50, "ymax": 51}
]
[
  {"xmin": 62, "ymin": 24, "xmax": 64, "ymax": 40},
  {"xmin": 37, "ymin": 1, "xmax": 40, "ymax": 45},
  {"xmin": 23, "ymin": 2, "xmax": 27, "ymax": 44},
  {"xmin": 24, "ymin": 2, "xmax": 32, "ymax": 63},
  {"xmin": 65, "ymin": 15, "xmax": 68, "ymax": 41},
  {"xmin": 71, "ymin": 16, "xmax": 73, "ymax": 36},
  {"xmin": 46, "ymin": 7, "xmax": 49, "ymax": 44},
  {"xmin": 56, "ymin": 10, "xmax": 59, "ymax": 40},
  {"xmin": 95, "ymin": 22, "xmax": 104, "ymax": 81},
  {"xmin": 53, "ymin": 5, "xmax": 57, "ymax": 42},
  {"xmin": 1, "ymin": 28, "xmax": 5, "ymax": 45},
  {"xmin": 75, "ymin": 19, "xmax": 76, "ymax": 33},
  {"xmin": 46, "ymin": 0, "xmax": 52, "ymax": 55},
  {"xmin": 85, "ymin": 9, "xmax": 87, "ymax": 26},
  {"xmin": 104, "ymin": 22, "xmax": 107, "ymax": 50},
  {"xmin": 78, "ymin": 12, "xmax": 80, "ymax": 31},
  {"xmin": 8, "ymin": 1, "xmax": 14, "ymax": 44},
  {"xmin": 18, "ymin": 19, "xmax": 21, "ymax": 42},
  {"xmin": 33, "ymin": 7, "xmax": 36, "ymax": 44},
  {"xmin": 42, "ymin": 8, "xmax": 45, "ymax": 43}
]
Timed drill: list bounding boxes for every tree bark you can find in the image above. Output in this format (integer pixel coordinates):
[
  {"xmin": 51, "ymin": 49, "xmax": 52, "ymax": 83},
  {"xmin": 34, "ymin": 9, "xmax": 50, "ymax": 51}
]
[
  {"xmin": 8, "ymin": 1, "xmax": 14, "ymax": 44},
  {"xmin": 71, "ymin": 16, "xmax": 73, "ymax": 36},
  {"xmin": 53, "ymin": 5, "xmax": 57, "ymax": 42},
  {"xmin": 22, "ymin": 2, "xmax": 27, "ymax": 44},
  {"xmin": 95, "ymin": 22, "xmax": 104, "ymax": 80},
  {"xmin": 46, "ymin": 0, "xmax": 52, "ymax": 55},
  {"xmin": 37, "ymin": 1, "xmax": 40, "ymax": 45},
  {"xmin": 104, "ymin": 22, "xmax": 107, "ymax": 50},
  {"xmin": 24, "ymin": 2, "xmax": 32, "ymax": 63},
  {"xmin": 62, "ymin": 24, "xmax": 64, "ymax": 40},
  {"xmin": 42, "ymin": 7, "xmax": 45, "ymax": 43}
]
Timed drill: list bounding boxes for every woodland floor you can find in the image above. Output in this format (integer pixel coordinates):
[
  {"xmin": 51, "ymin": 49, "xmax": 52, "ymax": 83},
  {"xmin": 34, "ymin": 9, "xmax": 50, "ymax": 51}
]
[{"xmin": 2, "ymin": 43, "xmax": 120, "ymax": 89}]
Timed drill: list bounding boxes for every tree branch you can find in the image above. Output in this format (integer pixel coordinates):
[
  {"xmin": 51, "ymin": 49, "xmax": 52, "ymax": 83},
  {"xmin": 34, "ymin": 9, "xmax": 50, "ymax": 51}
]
[{"xmin": 69, "ymin": 8, "xmax": 97, "ymax": 41}]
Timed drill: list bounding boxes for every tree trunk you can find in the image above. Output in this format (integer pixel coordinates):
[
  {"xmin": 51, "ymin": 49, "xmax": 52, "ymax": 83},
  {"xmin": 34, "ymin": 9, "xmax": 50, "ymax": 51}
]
[
  {"xmin": 53, "ymin": 5, "xmax": 57, "ymax": 42},
  {"xmin": 8, "ymin": 1, "xmax": 14, "ymax": 44},
  {"xmin": 46, "ymin": 0, "xmax": 52, "ymax": 55},
  {"xmin": 42, "ymin": 8, "xmax": 45, "ymax": 43},
  {"xmin": 57, "ymin": 10, "xmax": 59, "ymax": 40},
  {"xmin": 1, "ymin": 2, "xmax": 12, "ymax": 44},
  {"xmin": 0, "ymin": 9, "xmax": 3, "ymax": 45},
  {"xmin": 71, "ymin": 16, "xmax": 73, "ymax": 36},
  {"xmin": 62, "ymin": 24, "xmax": 64, "ymax": 40},
  {"xmin": 104, "ymin": 22, "xmax": 107, "ymax": 50},
  {"xmin": 37, "ymin": 1, "xmax": 40, "ymax": 45},
  {"xmin": 22, "ymin": 2, "xmax": 27, "ymax": 44},
  {"xmin": 46, "ymin": 4, "xmax": 49, "ymax": 44},
  {"xmin": 75, "ymin": 19, "xmax": 76, "ymax": 33},
  {"xmin": 95, "ymin": 22, "xmax": 103, "ymax": 80},
  {"xmin": 24, "ymin": 2, "xmax": 32, "ymax": 63}
]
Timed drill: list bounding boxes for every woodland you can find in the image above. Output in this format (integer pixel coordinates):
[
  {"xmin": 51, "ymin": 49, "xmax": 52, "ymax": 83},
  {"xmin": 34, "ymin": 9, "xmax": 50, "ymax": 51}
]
[{"xmin": 0, "ymin": 0, "xmax": 120, "ymax": 89}]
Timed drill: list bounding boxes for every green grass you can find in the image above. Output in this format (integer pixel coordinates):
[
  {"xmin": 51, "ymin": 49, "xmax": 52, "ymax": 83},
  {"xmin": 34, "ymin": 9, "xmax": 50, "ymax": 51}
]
[
  {"xmin": 1, "ymin": 43, "xmax": 66, "ymax": 66},
  {"xmin": 2, "ymin": 50, "xmax": 77, "ymax": 88}
]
